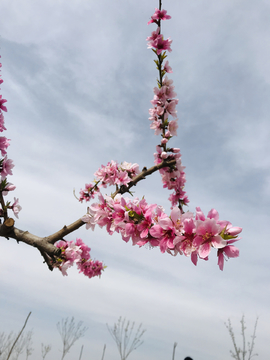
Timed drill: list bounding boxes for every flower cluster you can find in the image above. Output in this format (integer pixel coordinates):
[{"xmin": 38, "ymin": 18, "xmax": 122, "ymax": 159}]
[
  {"xmin": 0, "ymin": 56, "xmax": 20, "ymax": 219},
  {"xmin": 78, "ymin": 160, "xmax": 139, "ymax": 202},
  {"xmin": 154, "ymin": 145, "xmax": 189, "ymax": 208},
  {"xmin": 147, "ymin": 27, "xmax": 172, "ymax": 55},
  {"xmin": 147, "ymin": 9, "xmax": 188, "ymax": 209},
  {"xmin": 54, "ymin": 238, "xmax": 105, "ymax": 278},
  {"xmin": 95, "ymin": 160, "xmax": 140, "ymax": 187},
  {"xmin": 81, "ymin": 193, "xmax": 241, "ymax": 270}
]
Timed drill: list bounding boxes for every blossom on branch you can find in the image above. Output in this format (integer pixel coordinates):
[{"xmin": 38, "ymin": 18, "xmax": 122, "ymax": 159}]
[
  {"xmin": 1, "ymin": 156, "xmax": 14, "ymax": 179},
  {"xmin": 54, "ymin": 238, "xmax": 105, "ymax": 278},
  {"xmin": 0, "ymin": 136, "xmax": 10, "ymax": 156},
  {"xmin": 164, "ymin": 60, "xmax": 173, "ymax": 73},
  {"xmin": 147, "ymin": 8, "xmax": 172, "ymax": 25},
  {"xmin": 0, "ymin": 112, "xmax": 6, "ymax": 132},
  {"xmin": 11, "ymin": 197, "xmax": 22, "ymax": 218}
]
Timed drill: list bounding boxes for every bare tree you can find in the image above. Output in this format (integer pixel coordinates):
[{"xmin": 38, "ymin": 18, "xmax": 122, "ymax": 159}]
[
  {"xmin": 225, "ymin": 315, "xmax": 258, "ymax": 360},
  {"xmin": 41, "ymin": 343, "xmax": 52, "ymax": 360},
  {"xmin": 57, "ymin": 317, "xmax": 87, "ymax": 360},
  {"xmin": 107, "ymin": 317, "xmax": 146, "ymax": 360},
  {"xmin": 0, "ymin": 330, "xmax": 33, "ymax": 360},
  {"xmin": 10, "ymin": 330, "xmax": 33, "ymax": 360},
  {"xmin": 0, "ymin": 332, "xmax": 14, "ymax": 359}
]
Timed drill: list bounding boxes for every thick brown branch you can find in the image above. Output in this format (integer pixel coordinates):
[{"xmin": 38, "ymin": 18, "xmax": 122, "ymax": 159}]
[
  {"xmin": 112, "ymin": 158, "xmax": 176, "ymax": 198},
  {"xmin": 0, "ymin": 217, "xmax": 86, "ymax": 270},
  {"xmin": 46, "ymin": 218, "xmax": 85, "ymax": 244}
]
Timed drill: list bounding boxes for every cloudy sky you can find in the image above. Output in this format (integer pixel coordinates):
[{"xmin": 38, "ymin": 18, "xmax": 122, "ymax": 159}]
[{"xmin": 0, "ymin": 0, "xmax": 270, "ymax": 359}]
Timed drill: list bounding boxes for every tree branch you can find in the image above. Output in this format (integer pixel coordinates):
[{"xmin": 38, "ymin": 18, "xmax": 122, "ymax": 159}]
[
  {"xmin": 0, "ymin": 217, "xmax": 86, "ymax": 270},
  {"xmin": 112, "ymin": 158, "xmax": 176, "ymax": 198},
  {"xmin": 45, "ymin": 218, "xmax": 85, "ymax": 244}
]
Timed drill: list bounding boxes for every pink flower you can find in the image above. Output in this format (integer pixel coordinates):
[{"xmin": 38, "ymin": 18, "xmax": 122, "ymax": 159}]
[
  {"xmin": 81, "ymin": 207, "xmax": 96, "ymax": 230},
  {"xmin": 161, "ymin": 138, "xmax": 168, "ymax": 145},
  {"xmin": 152, "ymin": 86, "xmax": 167, "ymax": 104},
  {"xmin": 58, "ymin": 260, "xmax": 73, "ymax": 276},
  {"xmin": 0, "ymin": 95, "xmax": 7, "ymax": 112},
  {"xmin": 165, "ymin": 99, "xmax": 178, "ymax": 118},
  {"xmin": 161, "ymin": 151, "xmax": 168, "ymax": 159},
  {"xmin": 55, "ymin": 240, "xmax": 68, "ymax": 250},
  {"xmin": 153, "ymin": 36, "xmax": 172, "ymax": 55},
  {"xmin": 146, "ymin": 27, "xmax": 161, "ymax": 47},
  {"xmin": 77, "ymin": 259, "xmax": 105, "ymax": 279},
  {"xmin": 90, "ymin": 193, "xmax": 114, "ymax": 233},
  {"xmin": 94, "ymin": 160, "xmax": 136, "ymax": 188},
  {"xmin": 1, "ymin": 156, "xmax": 14, "ymax": 179},
  {"xmin": 0, "ymin": 112, "xmax": 6, "ymax": 132},
  {"xmin": 64, "ymin": 242, "xmax": 82, "ymax": 263},
  {"xmin": 165, "ymin": 130, "xmax": 171, "ymax": 138},
  {"xmin": 226, "ymin": 226, "xmax": 242, "ymax": 236},
  {"xmin": 217, "ymin": 241, "xmax": 240, "ymax": 271},
  {"xmin": 193, "ymin": 218, "xmax": 227, "ymax": 258},
  {"xmin": 163, "ymin": 84, "xmax": 177, "ymax": 99},
  {"xmin": 147, "ymin": 8, "xmax": 171, "ymax": 25},
  {"xmin": 79, "ymin": 183, "xmax": 99, "ymax": 202},
  {"xmin": 120, "ymin": 161, "xmax": 140, "ymax": 178},
  {"xmin": 75, "ymin": 238, "xmax": 91, "ymax": 260},
  {"xmin": 168, "ymin": 119, "xmax": 178, "ymax": 136},
  {"xmin": 2, "ymin": 182, "xmax": 16, "ymax": 196},
  {"xmin": 11, "ymin": 197, "xmax": 22, "ymax": 218},
  {"xmin": 153, "ymin": 145, "xmax": 163, "ymax": 165},
  {"xmin": 150, "ymin": 119, "xmax": 163, "ymax": 135},
  {"xmin": 174, "ymin": 217, "xmax": 196, "ymax": 256},
  {"xmin": 162, "ymin": 75, "xmax": 174, "ymax": 87},
  {"xmin": 0, "ymin": 137, "xmax": 10, "ymax": 156},
  {"xmin": 112, "ymin": 201, "xmax": 129, "ymax": 227},
  {"xmin": 137, "ymin": 220, "xmax": 152, "ymax": 240},
  {"xmin": 55, "ymin": 238, "xmax": 97, "ymax": 277},
  {"xmin": 150, "ymin": 213, "xmax": 177, "ymax": 253},
  {"xmin": 195, "ymin": 207, "xmax": 206, "ymax": 221},
  {"xmin": 164, "ymin": 60, "xmax": 173, "ymax": 73}
]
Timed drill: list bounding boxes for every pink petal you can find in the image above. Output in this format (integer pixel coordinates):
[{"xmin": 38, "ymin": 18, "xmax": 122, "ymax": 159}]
[
  {"xmin": 218, "ymin": 253, "xmax": 224, "ymax": 271},
  {"xmin": 224, "ymin": 245, "xmax": 239, "ymax": 258},
  {"xmin": 199, "ymin": 242, "xmax": 211, "ymax": 258},
  {"xmin": 227, "ymin": 227, "xmax": 242, "ymax": 236}
]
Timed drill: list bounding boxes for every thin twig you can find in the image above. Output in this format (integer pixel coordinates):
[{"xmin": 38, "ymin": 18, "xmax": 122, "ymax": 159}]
[
  {"xmin": 112, "ymin": 159, "xmax": 176, "ymax": 198},
  {"xmin": 101, "ymin": 344, "xmax": 106, "ymax": 360},
  {"xmin": 78, "ymin": 344, "xmax": 84, "ymax": 360},
  {"xmin": 172, "ymin": 342, "xmax": 177, "ymax": 360}
]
